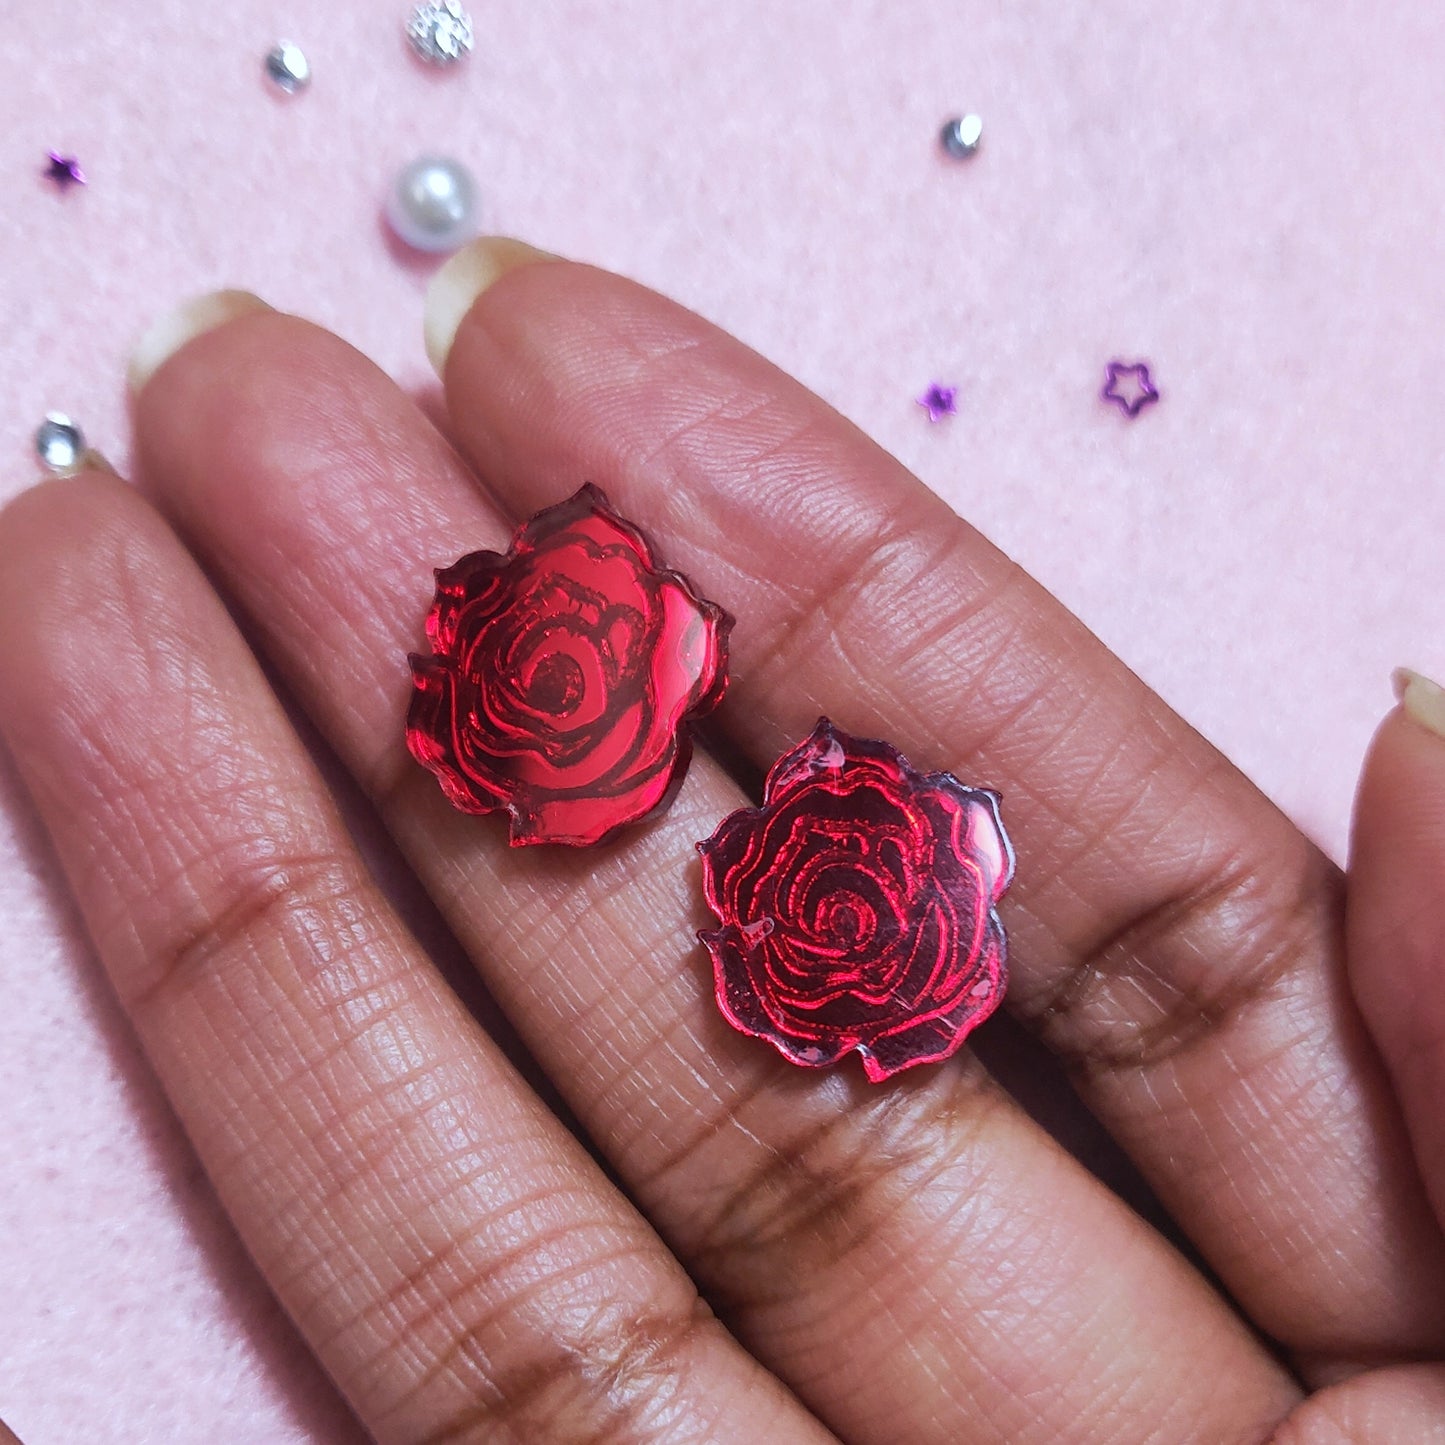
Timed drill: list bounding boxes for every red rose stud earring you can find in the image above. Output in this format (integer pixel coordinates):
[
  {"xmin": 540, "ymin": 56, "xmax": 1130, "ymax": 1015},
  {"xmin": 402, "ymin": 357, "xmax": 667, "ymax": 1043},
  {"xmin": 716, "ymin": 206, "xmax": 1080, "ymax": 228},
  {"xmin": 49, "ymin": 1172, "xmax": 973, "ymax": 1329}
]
[
  {"xmin": 697, "ymin": 718, "xmax": 1013, "ymax": 1082},
  {"xmin": 407, "ymin": 485, "xmax": 731, "ymax": 846}
]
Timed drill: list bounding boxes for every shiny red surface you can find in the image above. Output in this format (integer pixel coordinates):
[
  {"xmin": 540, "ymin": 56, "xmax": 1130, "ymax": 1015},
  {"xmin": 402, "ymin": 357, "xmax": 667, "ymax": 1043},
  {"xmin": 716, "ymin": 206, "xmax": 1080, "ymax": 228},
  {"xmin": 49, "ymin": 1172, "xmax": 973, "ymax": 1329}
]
[
  {"xmin": 407, "ymin": 485, "xmax": 731, "ymax": 846},
  {"xmin": 698, "ymin": 719, "xmax": 1014, "ymax": 1082}
]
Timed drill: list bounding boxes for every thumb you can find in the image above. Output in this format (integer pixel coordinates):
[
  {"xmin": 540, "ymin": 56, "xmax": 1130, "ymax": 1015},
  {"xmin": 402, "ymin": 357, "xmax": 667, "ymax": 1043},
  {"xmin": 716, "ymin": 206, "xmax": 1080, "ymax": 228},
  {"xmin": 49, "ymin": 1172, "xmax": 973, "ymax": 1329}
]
[{"xmin": 1348, "ymin": 669, "xmax": 1445, "ymax": 1231}]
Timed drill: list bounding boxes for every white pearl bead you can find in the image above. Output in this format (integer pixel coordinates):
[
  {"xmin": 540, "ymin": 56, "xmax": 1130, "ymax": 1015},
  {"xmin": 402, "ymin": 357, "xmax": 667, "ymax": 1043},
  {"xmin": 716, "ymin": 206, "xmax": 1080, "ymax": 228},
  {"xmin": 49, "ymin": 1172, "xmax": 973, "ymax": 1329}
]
[{"xmin": 385, "ymin": 156, "xmax": 481, "ymax": 253}]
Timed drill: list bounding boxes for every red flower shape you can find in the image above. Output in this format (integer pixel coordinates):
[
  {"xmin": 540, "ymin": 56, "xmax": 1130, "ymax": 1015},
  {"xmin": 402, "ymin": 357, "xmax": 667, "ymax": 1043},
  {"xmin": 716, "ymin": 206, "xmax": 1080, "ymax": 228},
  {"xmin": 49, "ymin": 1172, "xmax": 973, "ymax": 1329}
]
[
  {"xmin": 407, "ymin": 485, "xmax": 731, "ymax": 846},
  {"xmin": 698, "ymin": 719, "xmax": 1013, "ymax": 1081}
]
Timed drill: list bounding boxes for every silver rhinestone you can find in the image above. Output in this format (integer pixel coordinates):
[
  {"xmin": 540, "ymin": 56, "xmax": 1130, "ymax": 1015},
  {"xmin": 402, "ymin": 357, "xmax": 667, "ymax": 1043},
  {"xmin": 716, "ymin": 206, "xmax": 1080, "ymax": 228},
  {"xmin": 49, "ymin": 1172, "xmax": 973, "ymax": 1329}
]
[
  {"xmin": 406, "ymin": 1, "xmax": 473, "ymax": 65},
  {"xmin": 385, "ymin": 155, "xmax": 481, "ymax": 253},
  {"xmin": 264, "ymin": 41, "xmax": 311, "ymax": 94},
  {"xmin": 940, "ymin": 114, "xmax": 984, "ymax": 159},
  {"xmin": 35, "ymin": 413, "xmax": 85, "ymax": 472}
]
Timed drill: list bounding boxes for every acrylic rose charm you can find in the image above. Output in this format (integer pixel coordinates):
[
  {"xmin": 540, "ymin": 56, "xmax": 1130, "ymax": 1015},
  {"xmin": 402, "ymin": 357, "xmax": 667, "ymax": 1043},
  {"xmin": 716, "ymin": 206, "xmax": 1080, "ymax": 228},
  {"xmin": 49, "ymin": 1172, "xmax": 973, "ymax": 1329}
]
[
  {"xmin": 407, "ymin": 485, "xmax": 731, "ymax": 846},
  {"xmin": 698, "ymin": 719, "xmax": 1013, "ymax": 1082}
]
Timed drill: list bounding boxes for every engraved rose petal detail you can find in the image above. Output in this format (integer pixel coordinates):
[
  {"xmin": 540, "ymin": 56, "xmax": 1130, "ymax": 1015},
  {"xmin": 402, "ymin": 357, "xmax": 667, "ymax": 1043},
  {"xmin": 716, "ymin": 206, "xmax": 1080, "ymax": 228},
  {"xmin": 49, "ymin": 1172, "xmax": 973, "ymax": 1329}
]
[
  {"xmin": 407, "ymin": 485, "xmax": 731, "ymax": 846},
  {"xmin": 697, "ymin": 718, "xmax": 1014, "ymax": 1081}
]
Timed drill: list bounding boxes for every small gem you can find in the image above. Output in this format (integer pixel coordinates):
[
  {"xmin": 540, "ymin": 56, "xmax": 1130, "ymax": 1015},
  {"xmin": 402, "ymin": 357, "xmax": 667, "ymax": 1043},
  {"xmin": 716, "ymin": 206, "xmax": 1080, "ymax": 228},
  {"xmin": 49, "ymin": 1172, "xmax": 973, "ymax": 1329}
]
[
  {"xmin": 1101, "ymin": 360, "xmax": 1160, "ymax": 418},
  {"xmin": 44, "ymin": 152, "xmax": 86, "ymax": 189},
  {"xmin": 35, "ymin": 413, "xmax": 85, "ymax": 472},
  {"xmin": 940, "ymin": 114, "xmax": 983, "ymax": 159},
  {"xmin": 264, "ymin": 41, "xmax": 311, "ymax": 94},
  {"xmin": 406, "ymin": 0, "xmax": 474, "ymax": 65},
  {"xmin": 918, "ymin": 383, "xmax": 958, "ymax": 422}
]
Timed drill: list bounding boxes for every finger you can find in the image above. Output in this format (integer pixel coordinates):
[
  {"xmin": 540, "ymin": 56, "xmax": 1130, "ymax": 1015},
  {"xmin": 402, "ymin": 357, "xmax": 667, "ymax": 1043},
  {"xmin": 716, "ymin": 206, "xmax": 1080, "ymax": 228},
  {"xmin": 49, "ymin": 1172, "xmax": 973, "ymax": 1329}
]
[
  {"xmin": 0, "ymin": 472, "xmax": 827, "ymax": 1445},
  {"xmin": 1348, "ymin": 671, "xmax": 1445, "ymax": 1233},
  {"xmin": 1272, "ymin": 1364, "xmax": 1445, "ymax": 1444},
  {"xmin": 134, "ymin": 300, "xmax": 1300, "ymax": 1444},
  {"xmin": 425, "ymin": 239, "xmax": 1445, "ymax": 1360}
]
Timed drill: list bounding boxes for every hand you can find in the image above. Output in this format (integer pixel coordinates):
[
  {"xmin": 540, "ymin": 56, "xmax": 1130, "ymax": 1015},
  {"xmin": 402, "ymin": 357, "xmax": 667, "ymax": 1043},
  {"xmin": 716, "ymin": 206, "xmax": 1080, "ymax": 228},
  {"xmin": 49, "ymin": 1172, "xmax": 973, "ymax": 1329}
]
[{"xmin": 3, "ymin": 239, "xmax": 1444, "ymax": 1443}]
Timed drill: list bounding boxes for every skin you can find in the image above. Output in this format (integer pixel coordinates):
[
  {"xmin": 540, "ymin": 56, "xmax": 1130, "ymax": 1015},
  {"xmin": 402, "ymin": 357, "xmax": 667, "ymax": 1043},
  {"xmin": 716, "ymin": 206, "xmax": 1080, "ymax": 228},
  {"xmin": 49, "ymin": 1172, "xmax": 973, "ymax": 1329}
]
[{"xmin": 3, "ymin": 246, "xmax": 1445, "ymax": 1442}]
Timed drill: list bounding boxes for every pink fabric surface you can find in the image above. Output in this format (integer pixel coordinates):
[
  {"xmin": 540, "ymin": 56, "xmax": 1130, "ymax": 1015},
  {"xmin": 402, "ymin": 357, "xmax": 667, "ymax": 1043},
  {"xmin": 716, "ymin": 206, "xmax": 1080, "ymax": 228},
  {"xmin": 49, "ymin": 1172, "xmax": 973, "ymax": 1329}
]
[{"xmin": 2, "ymin": 2, "xmax": 1442, "ymax": 1439}]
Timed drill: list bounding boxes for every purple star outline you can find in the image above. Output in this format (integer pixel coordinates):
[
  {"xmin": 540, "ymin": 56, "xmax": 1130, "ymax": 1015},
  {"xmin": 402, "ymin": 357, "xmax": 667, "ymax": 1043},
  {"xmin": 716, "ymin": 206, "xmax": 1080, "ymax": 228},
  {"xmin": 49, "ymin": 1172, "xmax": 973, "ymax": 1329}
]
[
  {"xmin": 917, "ymin": 382, "xmax": 958, "ymax": 423},
  {"xmin": 44, "ymin": 152, "xmax": 87, "ymax": 189},
  {"xmin": 1101, "ymin": 360, "xmax": 1159, "ymax": 418}
]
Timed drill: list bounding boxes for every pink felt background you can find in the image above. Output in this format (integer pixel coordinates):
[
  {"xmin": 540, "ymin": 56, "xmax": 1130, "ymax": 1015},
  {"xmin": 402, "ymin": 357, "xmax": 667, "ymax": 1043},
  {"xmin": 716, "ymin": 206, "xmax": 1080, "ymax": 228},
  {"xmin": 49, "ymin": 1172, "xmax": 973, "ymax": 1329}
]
[{"xmin": 2, "ymin": 2, "xmax": 1443, "ymax": 1439}]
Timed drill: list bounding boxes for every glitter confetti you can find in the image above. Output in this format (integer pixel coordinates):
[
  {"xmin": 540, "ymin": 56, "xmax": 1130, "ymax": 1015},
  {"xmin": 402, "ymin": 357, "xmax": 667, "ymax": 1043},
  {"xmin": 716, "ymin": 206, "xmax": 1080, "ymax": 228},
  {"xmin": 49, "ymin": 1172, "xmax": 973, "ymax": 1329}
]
[
  {"xmin": 917, "ymin": 382, "xmax": 959, "ymax": 422},
  {"xmin": 43, "ymin": 152, "xmax": 86, "ymax": 189},
  {"xmin": 1101, "ymin": 360, "xmax": 1160, "ymax": 418}
]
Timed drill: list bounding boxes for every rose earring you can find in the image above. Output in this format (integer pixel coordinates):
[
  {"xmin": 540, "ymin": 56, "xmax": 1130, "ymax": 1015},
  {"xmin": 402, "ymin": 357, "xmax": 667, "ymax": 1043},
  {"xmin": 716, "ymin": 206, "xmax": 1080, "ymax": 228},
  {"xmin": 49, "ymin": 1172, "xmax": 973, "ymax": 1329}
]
[
  {"xmin": 697, "ymin": 719, "xmax": 1013, "ymax": 1082},
  {"xmin": 406, "ymin": 485, "xmax": 731, "ymax": 846},
  {"xmin": 405, "ymin": 491, "xmax": 1013, "ymax": 1082}
]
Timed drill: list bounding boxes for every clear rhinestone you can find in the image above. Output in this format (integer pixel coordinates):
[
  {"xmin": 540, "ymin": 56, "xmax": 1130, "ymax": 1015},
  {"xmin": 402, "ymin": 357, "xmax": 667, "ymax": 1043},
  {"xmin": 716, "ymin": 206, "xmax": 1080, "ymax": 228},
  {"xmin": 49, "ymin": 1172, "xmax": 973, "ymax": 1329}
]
[
  {"xmin": 35, "ymin": 413, "xmax": 84, "ymax": 472},
  {"xmin": 264, "ymin": 41, "xmax": 311, "ymax": 94},
  {"xmin": 406, "ymin": 1, "xmax": 473, "ymax": 65},
  {"xmin": 940, "ymin": 114, "xmax": 984, "ymax": 159}
]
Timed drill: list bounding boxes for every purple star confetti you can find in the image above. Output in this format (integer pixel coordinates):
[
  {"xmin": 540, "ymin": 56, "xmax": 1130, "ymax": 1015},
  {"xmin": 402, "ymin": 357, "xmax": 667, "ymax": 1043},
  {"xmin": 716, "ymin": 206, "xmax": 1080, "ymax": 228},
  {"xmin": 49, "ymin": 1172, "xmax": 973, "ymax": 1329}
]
[
  {"xmin": 43, "ymin": 152, "xmax": 86, "ymax": 189},
  {"xmin": 1101, "ymin": 360, "xmax": 1159, "ymax": 418},
  {"xmin": 918, "ymin": 382, "xmax": 958, "ymax": 422}
]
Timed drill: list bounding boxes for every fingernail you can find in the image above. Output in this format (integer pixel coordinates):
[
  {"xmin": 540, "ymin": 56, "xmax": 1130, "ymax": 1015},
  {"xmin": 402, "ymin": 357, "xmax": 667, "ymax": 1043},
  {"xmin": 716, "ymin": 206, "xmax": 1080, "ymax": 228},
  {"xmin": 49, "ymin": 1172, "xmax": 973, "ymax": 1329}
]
[
  {"xmin": 1393, "ymin": 667, "xmax": 1445, "ymax": 741},
  {"xmin": 424, "ymin": 237, "xmax": 560, "ymax": 378},
  {"xmin": 127, "ymin": 290, "xmax": 272, "ymax": 396}
]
